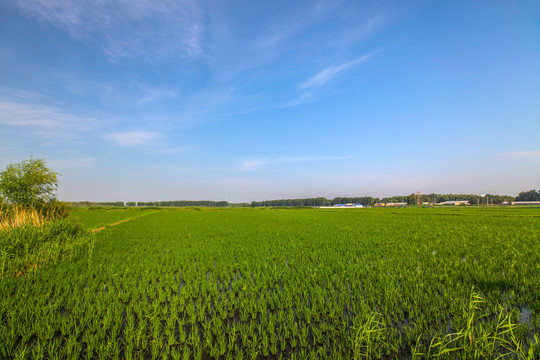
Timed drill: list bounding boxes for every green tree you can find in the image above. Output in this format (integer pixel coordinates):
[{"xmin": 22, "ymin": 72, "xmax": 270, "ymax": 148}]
[
  {"xmin": 0, "ymin": 158, "xmax": 59, "ymax": 207},
  {"xmin": 515, "ymin": 189, "xmax": 540, "ymax": 201}
]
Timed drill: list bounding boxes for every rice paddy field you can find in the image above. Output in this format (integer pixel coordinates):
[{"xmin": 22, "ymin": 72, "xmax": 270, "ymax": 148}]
[{"xmin": 1, "ymin": 206, "xmax": 540, "ymax": 359}]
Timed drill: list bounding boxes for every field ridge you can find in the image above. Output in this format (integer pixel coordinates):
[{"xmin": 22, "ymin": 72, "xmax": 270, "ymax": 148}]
[{"xmin": 91, "ymin": 210, "xmax": 159, "ymax": 233}]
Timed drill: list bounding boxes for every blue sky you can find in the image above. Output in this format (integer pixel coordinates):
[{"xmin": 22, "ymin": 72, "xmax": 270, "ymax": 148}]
[{"xmin": 1, "ymin": 0, "xmax": 539, "ymax": 202}]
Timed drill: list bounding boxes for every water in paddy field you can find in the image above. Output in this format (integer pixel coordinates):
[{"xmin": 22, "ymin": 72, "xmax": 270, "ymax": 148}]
[{"xmin": 520, "ymin": 306, "xmax": 532, "ymax": 325}]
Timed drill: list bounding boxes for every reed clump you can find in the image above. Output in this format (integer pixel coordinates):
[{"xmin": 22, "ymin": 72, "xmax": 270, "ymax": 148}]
[
  {"xmin": 0, "ymin": 206, "xmax": 46, "ymax": 230},
  {"xmin": 0, "ymin": 201, "xmax": 71, "ymax": 230}
]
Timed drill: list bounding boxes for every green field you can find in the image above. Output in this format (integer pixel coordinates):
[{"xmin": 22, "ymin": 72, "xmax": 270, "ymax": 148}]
[{"xmin": 1, "ymin": 207, "xmax": 539, "ymax": 359}]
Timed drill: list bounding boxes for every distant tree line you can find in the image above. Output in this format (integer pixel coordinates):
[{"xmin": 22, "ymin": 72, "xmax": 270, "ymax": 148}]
[
  {"xmin": 250, "ymin": 197, "xmax": 379, "ymax": 207},
  {"xmin": 418, "ymin": 193, "xmax": 514, "ymax": 205},
  {"xmin": 135, "ymin": 200, "xmax": 230, "ymax": 207},
  {"xmin": 250, "ymin": 193, "xmax": 516, "ymax": 207},
  {"xmin": 69, "ymin": 201, "xmax": 126, "ymax": 207},
  {"xmin": 68, "ymin": 191, "xmax": 533, "ymax": 208},
  {"xmin": 515, "ymin": 189, "xmax": 540, "ymax": 201},
  {"xmin": 69, "ymin": 200, "xmax": 232, "ymax": 207}
]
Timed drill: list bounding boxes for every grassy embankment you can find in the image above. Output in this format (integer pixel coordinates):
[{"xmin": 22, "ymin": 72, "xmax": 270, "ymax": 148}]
[{"xmin": 0, "ymin": 204, "xmax": 91, "ymax": 278}]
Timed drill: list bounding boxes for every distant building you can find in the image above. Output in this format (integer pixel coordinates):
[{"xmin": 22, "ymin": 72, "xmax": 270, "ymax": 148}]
[
  {"xmin": 337, "ymin": 203, "xmax": 364, "ymax": 208},
  {"xmin": 511, "ymin": 201, "xmax": 540, "ymax": 205},
  {"xmin": 437, "ymin": 200, "xmax": 470, "ymax": 206},
  {"xmin": 319, "ymin": 203, "xmax": 364, "ymax": 209}
]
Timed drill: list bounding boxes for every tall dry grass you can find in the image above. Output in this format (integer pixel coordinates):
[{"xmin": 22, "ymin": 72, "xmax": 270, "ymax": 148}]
[
  {"xmin": 0, "ymin": 206, "xmax": 46, "ymax": 230},
  {"xmin": 0, "ymin": 201, "xmax": 70, "ymax": 230}
]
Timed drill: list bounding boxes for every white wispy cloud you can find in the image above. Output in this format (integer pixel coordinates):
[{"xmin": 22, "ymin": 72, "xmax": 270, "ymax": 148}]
[
  {"xmin": 14, "ymin": 0, "xmax": 203, "ymax": 60},
  {"xmin": 212, "ymin": 178, "xmax": 269, "ymax": 189},
  {"xmin": 285, "ymin": 54, "xmax": 373, "ymax": 107},
  {"xmin": 300, "ymin": 54, "xmax": 372, "ymax": 89},
  {"xmin": 150, "ymin": 146, "xmax": 190, "ymax": 154},
  {"xmin": 240, "ymin": 155, "xmax": 355, "ymax": 171},
  {"xmin": 107, "ymin": 131, "xmax": 162, "ymax": 146},
  {"xmin": 0, "ymin": 101, "xmax": 99, "ymax": 131},
  {"xmin": 283, "ymin": 91, "xmax": 318, "ymax": 107},
  {"xmin": 0, "ymin": 89, "xmax": 184, "ymax": 152},
  {"xmin": 327, "ymin": 173, "xmax": 385, "ymax": 182},
  {"xmin": 241, "ymin": 157, "xmax": 308, "ymax": 170},
  {"xmin": 497, "ymin": 150, "xmax": 540, "ymax": 159},
  {"xmin": 49, "ymin": 157, "xmax": 96, "ymax": 168},
  {"xmin": 138, "ymin": 87, "xmax": 177, "ymax": 104}
]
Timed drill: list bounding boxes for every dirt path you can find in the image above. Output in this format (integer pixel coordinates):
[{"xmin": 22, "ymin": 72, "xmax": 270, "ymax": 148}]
[{"xmin": 91, "ymin": 211, "xmax": 159, "ymax": 233}]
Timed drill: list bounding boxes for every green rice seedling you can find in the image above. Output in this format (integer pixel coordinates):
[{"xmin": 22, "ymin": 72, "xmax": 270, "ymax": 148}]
[
  {"xmin": 0, "ymin": 326, "xmax": 17, "ymax": 358},
  {"xmin": 525, "ymin": 335, "xmax": 540, "ymax": 359},
  {"xmin": 299, "ymin": 326, "xmax": 309, "ymax": 348},
  {"xmin": 169, "ymin": 347, "xmax": 181, "ymax": 360},
  {"xmin": 218, "ymin": 333, "xmax": 228, "ymax": 356},
  {"xmin": 209, "ymin": 342, "xmax": 220, "ymax": 359},
  {"xmin": 84, "ymin": 333, "xmax": 97, "ymax": 359},
  {"xmin": 13, "ymin": 344, "xmax": 29, "ymax": 360},
  {"xmin": 188, "ymin": 327, "xmax": 200, "ymax": 349},
  {"xmin": 109, "ymin": 337, "xmax": 122, "ymax": 359},
  {"xmin": 266, "ymin": 332, "xmax": 277, "ymax": 352},
  {"xmin": 181, "ymin": 346, "xmax": 191, "ymax": 360},
  {"xmin": 32, "ymin": 339, "xmax": 47, "ymax": 360},
  {"xmin": 46, "ymin": 339, "xmax": 61, "ymax": 360},
  {"xmin": 234, "ymin": 348, "xmax": 245, "ymax": 360},
  {"xmin": 177, "ymin": 324, "xmax": 187, "ymax": 344},
  {"xmin": 194, "ymin": 344, "xmax": 203, "ymax": 360},
  {"xmin": 125, "ymin": 342, "xmax": 135, "ymax": 360},
  {"xmin": 353, "ymin": 312, "xmax": 386, "ymax": 360},
  {"xmin": 247, "ymin": 340, "xmax": 259, "ymax": 360},
  {"xmin": 203, "ymin": 326, "xmax": 213, "ymax": 350},
  {"xmin": 419, "ymin": 289, "xmax": 529, "ymax": 359},
  {"xmin": 165, "ymin": 327, "xmax": 176, "ymax": 347},
  {"xmin": 261, "ymin": 332, "xmax": 270, "ymax": 356},
  {"xmin": 290, "ymin": 333, "xmax": 298, "ymax": 349}
]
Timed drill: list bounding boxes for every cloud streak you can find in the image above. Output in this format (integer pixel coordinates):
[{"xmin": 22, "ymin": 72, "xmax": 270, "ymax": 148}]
[
  {"xmin": 498, "ymin": 150, "xmax": 540, "ymax": 159},
  {"xmin": 300, "ymin": 54, "xmax": 372, "ymax": 89},
  {"xmin": 14, "ymin": 0, "xmax": 203, "ymax": 60},
  {"xmin": 107, "ymin": 131, "xmax": 162, "ymax": 146},
  {"xmin": 0, "ymin": 101, "xmax": 99, "ymax": 131},
  {"xmin": 240, "ymin": 155, "xmax": 355, "ymax": 171},
  {"xmin": 138, "ymin": 87, "xmax": 177, "ymax": 104},
  {"xmin": 285, "ymin": 54, "xmax": 373, "ymax": 107},
  {"xmin": 241, "ymin": 157, "xmax": 308, "ymax": 170},
  {"xmin": 49, "ymin": 157, "xmax": 96, "ymax": 168}
]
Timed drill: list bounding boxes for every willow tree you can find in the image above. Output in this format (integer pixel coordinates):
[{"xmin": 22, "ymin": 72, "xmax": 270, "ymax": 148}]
[{"xmin": 0, "ymin": 158, "xmax": 59, "ymax": 207}]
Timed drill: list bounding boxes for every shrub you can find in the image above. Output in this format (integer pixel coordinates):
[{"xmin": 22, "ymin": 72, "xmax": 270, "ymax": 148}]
[{"xmin": 39, "ymin": 201, "xmax": 71, "ymax": 220}]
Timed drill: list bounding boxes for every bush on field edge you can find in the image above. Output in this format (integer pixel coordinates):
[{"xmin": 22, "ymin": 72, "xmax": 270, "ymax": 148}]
[{"xmin": 0, "ymin": 201, "xmax": 91, "ymax": 277}]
